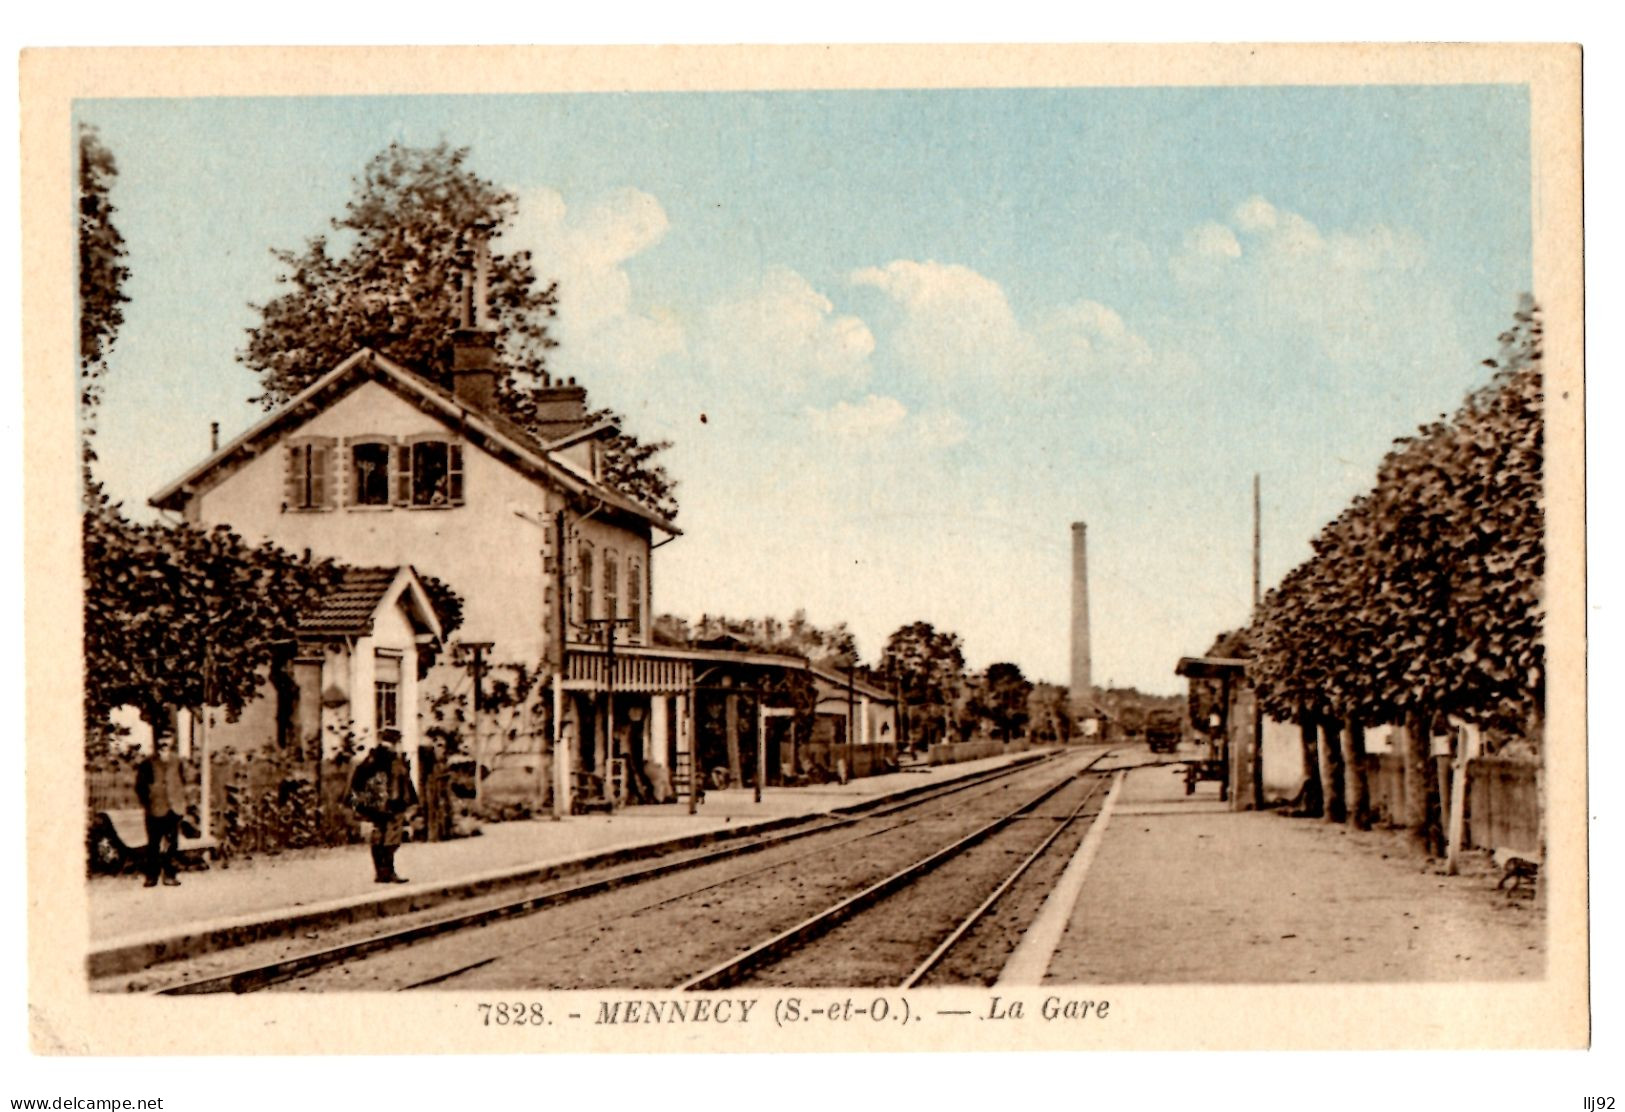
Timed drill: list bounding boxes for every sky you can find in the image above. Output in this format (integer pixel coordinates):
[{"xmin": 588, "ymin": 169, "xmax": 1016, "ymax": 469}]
[{"xmin": 77, "ymin": 85, "xmax": 1532, "ymax": 693}]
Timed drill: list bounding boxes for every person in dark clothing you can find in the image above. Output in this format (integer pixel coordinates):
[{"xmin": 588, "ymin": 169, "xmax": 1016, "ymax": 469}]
[
  {"xmin": 134, "ymin": 734, "xmax": 187, "ymax": 887},
  {"xmin": 349, "ymin": 730, "xmax": 418, "ymax": 883}
]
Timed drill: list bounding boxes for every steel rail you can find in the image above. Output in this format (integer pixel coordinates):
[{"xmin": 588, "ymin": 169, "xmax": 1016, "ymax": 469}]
[
  {"xmin": 155, "ymin": 750, "xmax": 1076, "ymax": 995},
  {"xmin": 899, "ymin": 774, "xmax": 1108, "ymax": 988},
  {"xmin": 675, "ymin": 757, "xmax": 1102, "ymax": 993},
  {"xmin": 394, "ymin": 751, "xmax": 1095, "ymax": 990}
]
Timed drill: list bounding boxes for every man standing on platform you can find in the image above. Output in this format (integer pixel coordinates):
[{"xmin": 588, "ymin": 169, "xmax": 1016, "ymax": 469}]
[
  {"xmin": 349, "ymin": 729, "xmax": 418, "ymax": 884},
  {"xmin": 134, "ymin": 732, "xmax": 187, "ymax": 887}
]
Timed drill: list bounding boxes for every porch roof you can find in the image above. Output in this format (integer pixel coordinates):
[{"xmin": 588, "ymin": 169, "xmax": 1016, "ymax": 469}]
[
  {"xmin": 1175, "ymin": 655, "xmax": 1250, "ymax": 679},
  {"xmin": 297, "ymin": 565, "xmax": 443, "ymax": 642},
  {"xmin": 563, "ymin": 641, "xmax": 812, "ymax": 694}
]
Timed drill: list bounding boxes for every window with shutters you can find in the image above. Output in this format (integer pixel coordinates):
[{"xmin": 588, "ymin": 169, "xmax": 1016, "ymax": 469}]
[
  {"xmin": 577, "ymin": 541, "xmax": 595, "ymax": 627},
  {"xmin": 284, "ymin": 438, "xmax": 335, "ymax": 511},
  {"xmin": 628, "ymin": 556, "xmax": 644, "ymax": 641},
  {"xmin": 348, "ymin": 439, "xmax": 393, "ymax": 506},
  {"xmin": 401, "ymin": 437, "xmax": 465, "ymax": 508},
  {"xmin": 604, "ymin": 550, "xmax": 620, "ymax": 622}
]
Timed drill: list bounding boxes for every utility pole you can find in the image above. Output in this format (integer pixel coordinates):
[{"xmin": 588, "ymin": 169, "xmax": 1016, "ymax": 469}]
[
  {"xmin": 1251, "ymin": 474, "xmax": 1265, "ymax": 810},
  {"xmin": 551, "ymin": 508, "xmax": 569, "ymax": 820},
  {"xmin": 846, "ymin": 662, "xmax": 856, "ymax": 784},
  {"xmin": 584, "ymin": 616, "xmax": 634, "ymax": 804},
  {"xmin": 1253, "ymin": 473, "xmax": 1262, "ymax": 611},
  {"xmin": 460, "ymin": 641, "xmax": 494, "ymax": 806}
]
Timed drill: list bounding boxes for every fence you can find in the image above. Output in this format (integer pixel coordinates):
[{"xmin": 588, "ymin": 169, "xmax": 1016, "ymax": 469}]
[
  {"xmin": 925, "ymin": 738, "xmax": 1047, "ymax": 766},
  {"xmin": 1466, "ymin": 757, "xmax": 1540, "ymax": 853},
  {"xmin": 797, "ymin": 742, "xmax": 899, "ymax": 780},
  {"xmin": 1360, "ymin": 752, "xmax": 1538, "ymax": 852},
  {"xmin": 87, "ymin": 752, "xmax": 362, "ymax": 861}
]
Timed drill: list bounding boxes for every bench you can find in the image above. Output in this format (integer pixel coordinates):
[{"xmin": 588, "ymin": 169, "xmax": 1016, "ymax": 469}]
[{"xmin": 88, "ymin": 808, "xmax": 218, "ymax": 874}]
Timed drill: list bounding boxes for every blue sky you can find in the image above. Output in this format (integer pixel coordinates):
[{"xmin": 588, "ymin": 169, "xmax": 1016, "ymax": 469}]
[{"xmin": 78, "ymin": 85, "xmax": 1532, "ymax": 692}]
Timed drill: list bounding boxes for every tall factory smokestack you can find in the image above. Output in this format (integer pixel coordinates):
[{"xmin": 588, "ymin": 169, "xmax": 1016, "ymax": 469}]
[{"xmin": 1070, "ymin": 521, "xmax": 1092, "ymax": 730}]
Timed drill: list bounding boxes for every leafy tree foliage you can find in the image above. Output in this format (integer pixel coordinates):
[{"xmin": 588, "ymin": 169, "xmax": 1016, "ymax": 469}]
[
  {"xmin": 1025, "ymin": 682, "xmax": 1073, "ymax": 743},
  {"xmin": 82, "ymin": 507, "xmax": 342, "ymax": 755},
  {"xmin": 879, "ymin": 621, "xmax": 968, "ymax": 745},
  {"xmin": 591, "ymin": 408, "xmax": 679, "ymax": 523},
  {"xmin": 1247, "ymin": 297, "xmax": 1544, "ymax": 740},
  {"xmin": 239, "ymin": 141, "xmax": 678, "ymax": 518},
  {"xmin": 78, "ymin": 124, "xmax": 130, "ymax": 486},
  {"xmin": 972, "ymin": 662, "xmax": 1034, "ymax": 742},
  {"xmin": 241, "ymin": 141, "xmax": 556, "ymax": 407},
  {"xmin": 654, "ymin": 609, "xmax": 858, "ymax": 671},
  {"xmin": 83, "ymin": 508, "xmax": 468, "ymax": 760}
]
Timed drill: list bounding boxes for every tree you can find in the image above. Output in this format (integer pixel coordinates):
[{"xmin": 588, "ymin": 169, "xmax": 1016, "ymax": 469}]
[
  {"xmin": 82, "ymin": 509, "xmax": 342, "ymax": 756},
  {"xmin": 240, "ymin": 141, "xmax": 678, "ymax": 518},
  {"xmin": 591, "ymin": 408, "xmax": 679, "ymax": 523},
  {"xmin": 78, "ymin": 124, "xmax": 130, "ymax": 496},
  {"xmin": 1026, "ymin": 683, "xmax": 1072, "ymax": 744},
  {"xmin": 1243, "ymin": 296, "xmax": 1544, "ymax": 844},
  {"xmin": 975, "ymin": 662, "xmax": 1033, "ymax": 743},
  {"xmin": 879, "ymin": 621, "xmax": 967, "ymax": 747}
]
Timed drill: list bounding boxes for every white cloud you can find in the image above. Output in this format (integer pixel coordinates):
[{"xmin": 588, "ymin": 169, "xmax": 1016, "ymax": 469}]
[
  {"xmin": 1232, "ymin": 194, "xmax": 1279, "ymax": 233},
  {"xmin": 805, "ymin": 394, "xmax": 967, "ymax": 449},
  {"xmin": 1035, "ymin": 298, "xmax": 1154, "ymax": 373},
  {"xmin": 852, "ymin": 259, "xmax": 1153, "ymax": 387},
  {"xmin": 1169, "ymin": 195, "xmax": 1432, "ymax": 366},
  {"xmin": 699, "ymin": 267, "xmax": 874, "ymax": 391},
  {"xmin": 850, "ymin": 259, "xmax": 1032, "ymax": 381},
  {"xmin": 500, "ymin": 187, "xmax": 684, "ymax": 383},
  {"xmin": 1189, "ymin": 221, "xmax": 1243, "ymax": 259},
  {"xmin": 808, "ymin": 394, "xmax": 909, "ymax": 437}
]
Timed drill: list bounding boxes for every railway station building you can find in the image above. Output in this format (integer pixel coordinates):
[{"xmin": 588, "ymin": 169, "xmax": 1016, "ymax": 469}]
[{"xmin": 147, "ymin": 302, "xmax": 898, "ymax": 816}]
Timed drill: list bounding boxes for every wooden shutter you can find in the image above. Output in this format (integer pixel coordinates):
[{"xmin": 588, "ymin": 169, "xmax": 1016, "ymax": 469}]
[
  {"xmin": 309, "ymin": 441, "xmax": 331, "ymax": 509},
  {"xmin": 393, "ymin": 443, "xmax": 412, "ymax": 506},
  {"xmin": 448, "ymin": 443, "xmax": 465, "ymax": 504},
  {"xmin": 284, "ymin": 445, "xmax": 303, "ymax": 510},
  {"xmin": 339, "ymin": 438, "xmax": 353, "ymax": 507},
  {"xmin": 629, "ymin": 558, "xmax": 643, "ymax": 639}
]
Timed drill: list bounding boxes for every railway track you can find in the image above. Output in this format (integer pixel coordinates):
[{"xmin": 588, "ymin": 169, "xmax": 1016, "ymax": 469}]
[
  {"xmin": 153, "ymin": 750, "xmax": 1099, "ymax": 995},
  {"xmin": 694, "ymin": 769, "xmax": 1109, "ymax": 989}
]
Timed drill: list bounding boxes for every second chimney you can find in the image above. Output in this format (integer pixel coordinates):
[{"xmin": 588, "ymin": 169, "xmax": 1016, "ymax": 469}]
[{"xmin": 451, "ymin": 322, "xmax": 498, "ymax": 412}]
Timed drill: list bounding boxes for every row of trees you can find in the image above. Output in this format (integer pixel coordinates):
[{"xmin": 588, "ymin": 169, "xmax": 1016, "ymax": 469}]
[{"xmin": 1241, "ymin": 298, "xmax": 1544, "ymax": 848}]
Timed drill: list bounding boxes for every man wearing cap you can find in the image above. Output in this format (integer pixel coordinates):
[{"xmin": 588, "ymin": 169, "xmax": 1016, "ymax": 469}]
[
  {"xmin": 134, "ymin": 732, "xmax": 188, "ymax": 887},
  {"xmin": 348, "ymin": 729, "xmax": 418, "ymax": 884}
]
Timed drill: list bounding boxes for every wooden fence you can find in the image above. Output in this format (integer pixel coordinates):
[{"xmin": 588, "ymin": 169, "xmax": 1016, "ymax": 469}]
[
  {"xmin": 1360, "ymin": 752, "xmax": 1538, "ymax": 852},
  {"xmin": 1465, "ymin": 757, "xmax": 1540, "ymax": 853},
  {"xmin": 87, "ymin": 754, "xmax": 361, "ymax": 857},
  {"xmin": 925, "ymin": 738, "xmax": 1047, "ymax": 766}
]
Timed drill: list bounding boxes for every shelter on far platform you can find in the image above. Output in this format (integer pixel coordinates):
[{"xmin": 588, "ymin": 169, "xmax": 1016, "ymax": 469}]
[{"xmin": 1175, "ymin": 655, "xmax": 1258, "ymax": 809}]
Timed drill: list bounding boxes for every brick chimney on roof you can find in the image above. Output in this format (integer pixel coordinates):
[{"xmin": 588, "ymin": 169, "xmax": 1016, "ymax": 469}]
[
  {"xmin": 450, "ymin": 232, "xmax": 498, "ymax": 412},
  {"xmin": 530, "ymin": 370, "xmax": 590, "ymax": 440}
]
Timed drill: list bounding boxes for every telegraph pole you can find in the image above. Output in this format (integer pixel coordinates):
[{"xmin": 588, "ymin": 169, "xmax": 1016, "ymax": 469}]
[
  {"xmin": 1253, "ymin": 473, "xmax": 1262, "ymax": 610},
  {"xmin": 1251, "ymin": 474, "xmax": 1264, "ymax": 810},
  {"xmin": 460, "ymin": 641, "xmax": 494, "ymax": 806},
  {"xmin": 584, "ymin": 616, "xmax": 634, "ymax": 804},
  {"xmin": 551, "ymin": 508, "xmax": 569, "ymax": 820}
]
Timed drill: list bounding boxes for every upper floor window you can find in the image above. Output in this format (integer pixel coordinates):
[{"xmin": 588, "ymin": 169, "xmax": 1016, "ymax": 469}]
[
  {"xmin": 349, "ymin": 440, "xmax": 393, "ymax": 506},
  {"xmin": 577, "ymin": 541, "xmax": 595, "ymax": 627},
  {"xmin": 284, "ymin": 438, "xmax": 335, "ymax": 511},
  {"xmin": 399, "ymin": 438, "xmax": 465, "ymax": 508},
  {"xmin": 628, "ymin": 556, "xmax": 644, "ymax": 641},
  {"xmin": 604, "ymin": 550, "xmax": 620, "ymax": 622}
]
